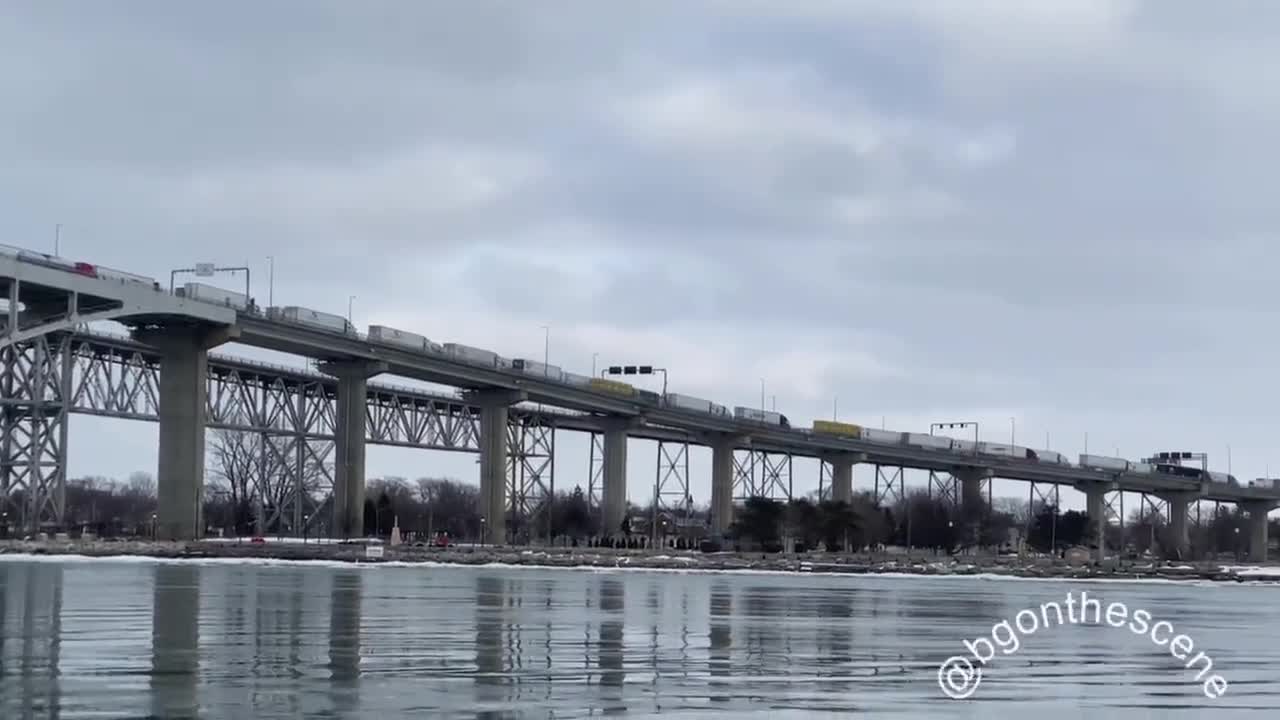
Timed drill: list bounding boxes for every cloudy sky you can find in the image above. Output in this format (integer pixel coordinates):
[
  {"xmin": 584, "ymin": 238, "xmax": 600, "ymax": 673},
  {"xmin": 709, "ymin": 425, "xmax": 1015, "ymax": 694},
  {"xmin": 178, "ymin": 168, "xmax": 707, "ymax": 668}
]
[{"xmin": 5, "ymin": 1, "xmax": 1278, "ymax": 513}]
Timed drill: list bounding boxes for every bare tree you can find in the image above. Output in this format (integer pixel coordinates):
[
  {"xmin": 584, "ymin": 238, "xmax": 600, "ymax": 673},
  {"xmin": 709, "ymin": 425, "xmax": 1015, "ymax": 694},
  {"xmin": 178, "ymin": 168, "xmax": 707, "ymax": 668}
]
[
  {"xmin": 993, "ymin": 496, "xmax": 1031, "ymax": 528},
  {"xmin": 206, "ymin": 429, "xmax": 256, "ymax": 508},
  {"xmin": 127, "ymin": 471, "xmax": 156, "ymax": 498}
]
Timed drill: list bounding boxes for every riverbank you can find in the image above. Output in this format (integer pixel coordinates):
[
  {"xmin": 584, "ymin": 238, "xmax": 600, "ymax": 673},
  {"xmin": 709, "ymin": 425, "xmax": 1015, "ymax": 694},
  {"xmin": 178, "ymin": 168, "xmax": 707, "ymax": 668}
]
[{"xmin": 2, "ymin": 539, "xmax": 1276, "ymax": 582}]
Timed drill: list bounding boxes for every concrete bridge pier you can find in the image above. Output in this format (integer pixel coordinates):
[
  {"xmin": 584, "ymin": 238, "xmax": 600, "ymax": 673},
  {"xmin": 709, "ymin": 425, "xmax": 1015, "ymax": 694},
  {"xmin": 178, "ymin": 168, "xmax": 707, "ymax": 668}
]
[
  {"xmin": 823, "ymin": 453, "xmax": 863, "ymax": 504},
  {"xmin": 467, "ymin": 389, "xmax": 525, "ymax": 545},
  {"xmin": 709, "ymin": 434, "xmax": 741, "ymax": 538},
  {"xmin": 134, "ymin": 325, "xmax": 237, "ymax": 541},
  {"xmin": 318, "ymin": 359, "xmax": 387, "ymax": 538},
  {"xmin": 1245, "ymin": 502, "xmax": 1276, "ymax": 562},
  {"xmin": 955, "ymin": 467, "xmax": 991, "ymax": 546},
  {"xmin": 1157, "ymin": 492, "xmax": 1197, "ymax": 560},
  {"xmin": 601, "ymin": 418, "xmax": 634, "ymax": 537},
  {"xmin": 1081, "ymin": 481, "xmax": 1116, "ymax": 563}
]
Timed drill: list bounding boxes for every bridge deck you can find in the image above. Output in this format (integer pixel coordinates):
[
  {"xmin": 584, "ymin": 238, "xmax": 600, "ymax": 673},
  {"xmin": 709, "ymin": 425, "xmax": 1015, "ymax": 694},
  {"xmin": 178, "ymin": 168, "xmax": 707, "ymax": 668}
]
[
  {"xmin": 60, "ymin": 330, "xmax": 1280, "ymax": 505},
  {"xmin": 1, "ymin": 256, "xmax": 235, "ymax": 347}
]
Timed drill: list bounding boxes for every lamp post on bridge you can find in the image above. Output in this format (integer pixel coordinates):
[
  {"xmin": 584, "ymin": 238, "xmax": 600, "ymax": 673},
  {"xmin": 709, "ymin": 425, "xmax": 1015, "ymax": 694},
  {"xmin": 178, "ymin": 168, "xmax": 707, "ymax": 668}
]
[{"xmin": 540, "ymin": 325, "xmax": 550, "ymax": 375}]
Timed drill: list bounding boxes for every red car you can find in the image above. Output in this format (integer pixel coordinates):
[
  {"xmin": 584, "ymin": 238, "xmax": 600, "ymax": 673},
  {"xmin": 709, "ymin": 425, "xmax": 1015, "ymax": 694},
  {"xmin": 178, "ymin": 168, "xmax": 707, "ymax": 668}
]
[{"xmin": 433, "ymin": 531, "xmax": 451, "ymax": 547}]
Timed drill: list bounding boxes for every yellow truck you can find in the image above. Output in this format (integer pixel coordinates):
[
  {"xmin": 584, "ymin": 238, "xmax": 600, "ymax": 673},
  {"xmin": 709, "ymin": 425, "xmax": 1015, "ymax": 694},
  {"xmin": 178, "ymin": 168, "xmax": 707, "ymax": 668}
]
[
  {"xmin": 589, "ymin": 377, "xmax": 637, "ymax": 397},
  {"xmin": 812, "ymin": 419, "xmax": 862, "ymax": 439}
]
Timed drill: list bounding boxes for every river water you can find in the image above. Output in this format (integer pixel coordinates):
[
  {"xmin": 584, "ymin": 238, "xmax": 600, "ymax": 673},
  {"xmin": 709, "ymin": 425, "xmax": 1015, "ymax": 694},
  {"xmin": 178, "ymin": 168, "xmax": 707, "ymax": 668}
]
[{"xmin": 0, "ymin": 557, "xmax": 1276, "ymax": 718}]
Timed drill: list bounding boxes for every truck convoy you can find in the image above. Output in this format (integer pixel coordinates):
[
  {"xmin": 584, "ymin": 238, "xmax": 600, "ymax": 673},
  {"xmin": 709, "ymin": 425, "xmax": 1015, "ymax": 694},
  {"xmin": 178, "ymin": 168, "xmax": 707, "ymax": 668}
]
[{"xmin": 5, "ymin": 243, "xmax": 1247, "ymax": 484}]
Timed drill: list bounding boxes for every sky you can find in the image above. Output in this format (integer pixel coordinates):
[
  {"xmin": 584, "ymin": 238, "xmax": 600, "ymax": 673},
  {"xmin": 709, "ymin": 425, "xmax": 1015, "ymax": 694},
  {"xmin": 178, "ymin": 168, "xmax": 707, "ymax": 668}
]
[{"xmin": 4, "ymin": 1, "xmax": 1279, "ymax": 515}]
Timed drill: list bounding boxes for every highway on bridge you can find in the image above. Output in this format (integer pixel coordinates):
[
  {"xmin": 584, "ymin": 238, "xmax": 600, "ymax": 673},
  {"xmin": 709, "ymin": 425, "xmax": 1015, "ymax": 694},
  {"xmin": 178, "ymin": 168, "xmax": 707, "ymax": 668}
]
[
  {"xmin": 232, "ymin": 313, "xmax": 1277, "ymax": 503},
  {"xmin": 2, "ymin": 249, "xmax": 1277, "ymax": 560}
]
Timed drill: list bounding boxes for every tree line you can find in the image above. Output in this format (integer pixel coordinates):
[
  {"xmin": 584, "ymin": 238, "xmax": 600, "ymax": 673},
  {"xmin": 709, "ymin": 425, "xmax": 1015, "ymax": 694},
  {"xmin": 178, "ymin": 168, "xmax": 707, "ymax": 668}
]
[
  {"xmin": 724, "ymin": 490, "xmax": 1272, "ymax": 559},
  {"xmin": 3, "ymin": 461, "xmax": 1275, "ymax": 561}
]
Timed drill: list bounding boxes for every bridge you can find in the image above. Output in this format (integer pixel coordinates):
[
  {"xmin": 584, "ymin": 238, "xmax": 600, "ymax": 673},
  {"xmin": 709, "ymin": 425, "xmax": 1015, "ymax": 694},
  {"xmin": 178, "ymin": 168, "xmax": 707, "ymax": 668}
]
[{"xmin": 2, "ymin": 250, "xmax": 1276, "ymax": 561}]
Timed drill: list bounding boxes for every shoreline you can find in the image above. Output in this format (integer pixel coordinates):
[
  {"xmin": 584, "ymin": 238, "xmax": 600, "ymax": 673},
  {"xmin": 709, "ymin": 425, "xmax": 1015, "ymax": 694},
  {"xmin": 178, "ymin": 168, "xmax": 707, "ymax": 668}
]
[{"xmin": 3, "ymin": 540, "xmax": 1277, "ymax": 583}]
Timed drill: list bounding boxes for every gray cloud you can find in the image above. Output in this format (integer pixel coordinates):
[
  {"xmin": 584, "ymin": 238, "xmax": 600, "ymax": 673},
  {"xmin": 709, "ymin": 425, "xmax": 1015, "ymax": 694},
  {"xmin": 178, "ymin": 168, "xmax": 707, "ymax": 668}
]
[{"xmin": 5, "ymin": 1, "xmax": 1280, "ymax": 499}]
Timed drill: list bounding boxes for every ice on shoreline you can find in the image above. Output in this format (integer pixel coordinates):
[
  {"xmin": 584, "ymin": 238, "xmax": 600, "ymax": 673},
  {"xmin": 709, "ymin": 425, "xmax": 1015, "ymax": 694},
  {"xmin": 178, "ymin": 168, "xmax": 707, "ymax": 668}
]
[{"xmin": 1, "ymin": 547, "xmax": 1275, "ymax": 587}]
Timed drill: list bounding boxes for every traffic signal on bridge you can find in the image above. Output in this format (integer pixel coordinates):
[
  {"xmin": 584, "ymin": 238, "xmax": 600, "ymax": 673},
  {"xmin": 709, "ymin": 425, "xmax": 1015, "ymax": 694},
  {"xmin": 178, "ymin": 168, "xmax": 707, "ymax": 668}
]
[{"xmin": 606, "ymin": 365, "xmax": 654, "ymax": 376}]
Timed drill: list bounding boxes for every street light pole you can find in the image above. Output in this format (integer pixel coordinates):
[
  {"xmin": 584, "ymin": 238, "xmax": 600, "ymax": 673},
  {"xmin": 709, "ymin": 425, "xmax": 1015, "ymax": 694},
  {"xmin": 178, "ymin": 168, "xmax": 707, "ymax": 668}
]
[
  {"xmin": 347, "ymin": 295, "xmax": 355, "ymax": 325},
  {"xmin": 541, "ymin": 326, "xmax": 549, "ymax": 376},
  {"xmin": 592, "ymin": 353, "xmax": 598, "ymax": 376},
  {"xmin": 1010, "ymin": 417, "xmax": 1015, "ymax": 446},
  {"xmin": 760, "ymin": 379, "xmax": 765, "ymax": 413},
  {"xmin": 54, "ymin": 224, "xmax": 61, "ymax": 256},
  {"xmin": 266, "ymin": 255, "xmax": 274, "ymax": 307}
]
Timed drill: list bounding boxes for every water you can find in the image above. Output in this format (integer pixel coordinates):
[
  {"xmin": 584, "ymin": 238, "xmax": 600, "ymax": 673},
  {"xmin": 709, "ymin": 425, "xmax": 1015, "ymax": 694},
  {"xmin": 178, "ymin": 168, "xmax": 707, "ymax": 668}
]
[{"xmin": 0, "ymin": 557, "xmax": 1277, "ymax": 718}]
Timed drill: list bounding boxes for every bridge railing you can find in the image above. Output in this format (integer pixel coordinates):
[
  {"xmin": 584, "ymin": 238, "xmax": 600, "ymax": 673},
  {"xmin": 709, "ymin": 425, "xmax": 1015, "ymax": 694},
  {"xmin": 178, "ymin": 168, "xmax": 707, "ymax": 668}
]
[{"xmin": 69, "ymin": 328, "xmax": 599, "ymax": 421}]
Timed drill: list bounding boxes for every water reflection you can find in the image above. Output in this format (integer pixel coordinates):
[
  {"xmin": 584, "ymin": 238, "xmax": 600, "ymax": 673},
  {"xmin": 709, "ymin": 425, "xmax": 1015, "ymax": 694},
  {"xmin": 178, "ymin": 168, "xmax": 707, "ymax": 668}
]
[
  {"xmin": 150, "ymin": 563, "xmax": 199, "ymax": 718},
  {"xmin": 597, "ymin": 577, "xmax": 626, "ymax": 714},
  {"xmin": 817, "ymin": 588, "xmax": 854, "ymax": 679},
  {"xmin": 708, "ymin": 581, "xmax": 732, "ymax": 704},
  {"xmin": 0, "ymin": 562, "xmax": 64, "ymax": 718},
  {"xmin": 328, "ymin": 570, "xmax": 362, "ymax": 717},
  {"xmin": 1, "ymin": 561, "xmax": 1279, "ymax": 718},
  {"xmin": 473, "ymin": 574, "xmax": 508, "ymax": 718}
]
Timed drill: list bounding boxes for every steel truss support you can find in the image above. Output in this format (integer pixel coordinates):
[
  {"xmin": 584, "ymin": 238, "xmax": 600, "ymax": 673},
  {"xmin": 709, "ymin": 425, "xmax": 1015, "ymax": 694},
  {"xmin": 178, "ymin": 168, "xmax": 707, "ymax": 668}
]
[
  {"xmin": 873, "ymin": 465, "xmax": 905, "ymax": 506},
  {"xmin": 1139, "ymin": 493, "xmax": 1169, "ymax": 524},
  {"xmin": 759, "ymin": 452, "xmax": 793, "ymax": 501},
  {"xmin": 0, "ymin": 334, "xmax": 71, "ymax": 531},
  {"xmin": 1024, "ymin": 482, "xmax": 1062, "ymax": 551},
  {"xmin": 205, "ymin": 363, "xmax": 338, "ymax": 537},
  {"xmin": 19, "ymin": 333, "xmax": 504, "ymax": 537},
  {"xmin": 818, "ymin": 460, "xmax": 832, "ymax": 501},
  {"xmin": 732, "ymin": 449, "xmax": 758, "ymax": 500},
  {"xmin": 732, "ymin": 450, "xmax": 792, "ymax": 501},
  {"xmin": 928, "ymin": 470, "xmax": 959, "ymax": 508},
  {"xmin": 1101, "ymin": 489, "xmax": 1124, "ymax": 524},
  {"xmin": 1026, "ymin": 482, "xmax": 1061, "ymax": 518},
  {"xmin": 505, "ymin": 414, "xmax": 554, "ymax": 541},
  {"xmin": 587, "ymin": 432, "xmax": 604, "ymax": 510},
  {"xmin": 652, "ymin": 441, "xmax": 691, "ymax": 532}
]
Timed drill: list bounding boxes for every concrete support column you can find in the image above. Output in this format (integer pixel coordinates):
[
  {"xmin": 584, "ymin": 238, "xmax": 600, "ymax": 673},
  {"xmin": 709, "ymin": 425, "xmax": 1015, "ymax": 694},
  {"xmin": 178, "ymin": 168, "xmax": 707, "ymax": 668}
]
[
  {"xmin": 955, "ymin": 468, "xmax": 989, "ymax": 548},
  {"xmin": 318, "ymin": 360, "xmax": 386, "ymax": 539},
  {"xmin": 710, "ymin": 436, "xmax": 737, "ymax": 537},
  {"xmin": 1083, "ymin": 484, "xmax": 1109, "ymax": 563},
  {"xmin": 1245, "ymin": 502, "xmax": 1274, "ymax": 563},
  {"xmin": 1159, "ymin": 493, "xmax": 1194, "ymax": 560},
  {"xmin": 136, "ymin": 325, "xmax": 237, "ymax": 541},
  {"xmin": 829, "ymin": 455, "xmax": 854, "ymax": 504},
  {"xmin": 469, "ymin": 389, "xmax": 525, "ymax": 546},
  {"xmin": 602, "ymin": 419, "xmax": 630, "ymax": 537},
  {"xmin": 958, "ymin": 472, "xmax": 985, "ymax": 514}
]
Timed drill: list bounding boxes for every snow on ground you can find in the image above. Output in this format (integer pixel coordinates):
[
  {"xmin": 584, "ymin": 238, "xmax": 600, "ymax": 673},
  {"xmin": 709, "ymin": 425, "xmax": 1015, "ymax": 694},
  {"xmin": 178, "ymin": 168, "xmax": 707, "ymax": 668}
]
[
  {"xmin": 1220, "ymin": 565, "xmax": 1280, "ymax": 577},
  {"xmin": 202, "ymin": 536, "xmax": 346, "ymax": 545}
]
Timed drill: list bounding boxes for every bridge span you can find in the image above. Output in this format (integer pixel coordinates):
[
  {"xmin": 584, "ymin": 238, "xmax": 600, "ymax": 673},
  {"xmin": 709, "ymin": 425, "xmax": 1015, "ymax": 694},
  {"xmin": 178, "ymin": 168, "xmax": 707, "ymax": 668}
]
[{"xmin": 2, "ymin": 252, "xmax": 1276, "ymax": 561}]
